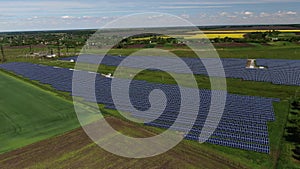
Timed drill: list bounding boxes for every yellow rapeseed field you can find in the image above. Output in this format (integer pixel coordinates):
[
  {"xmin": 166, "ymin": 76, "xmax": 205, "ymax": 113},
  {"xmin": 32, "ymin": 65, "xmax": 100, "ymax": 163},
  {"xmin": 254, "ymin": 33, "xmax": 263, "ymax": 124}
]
[
  {"xmin": 130, "ymin": 29, "xmax": 300, "ymax": 40},
  {"xmin": 184, "ymin": 33, "xmax": 245, "ymax": 39}
]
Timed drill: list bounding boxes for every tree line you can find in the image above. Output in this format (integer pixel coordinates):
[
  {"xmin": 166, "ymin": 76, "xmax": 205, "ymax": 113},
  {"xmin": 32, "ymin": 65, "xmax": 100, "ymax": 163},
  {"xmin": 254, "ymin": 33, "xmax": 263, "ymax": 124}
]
[{"xmin": 286, "ymin": 97, "xmax": 300, "ymax": 160}]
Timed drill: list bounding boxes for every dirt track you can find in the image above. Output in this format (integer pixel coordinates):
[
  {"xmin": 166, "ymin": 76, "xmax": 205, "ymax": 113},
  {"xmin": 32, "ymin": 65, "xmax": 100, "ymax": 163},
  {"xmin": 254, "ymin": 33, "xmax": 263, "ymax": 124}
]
[{"xmin": 0, "ymin": 117, "xmax": 246, "ymax": 169}]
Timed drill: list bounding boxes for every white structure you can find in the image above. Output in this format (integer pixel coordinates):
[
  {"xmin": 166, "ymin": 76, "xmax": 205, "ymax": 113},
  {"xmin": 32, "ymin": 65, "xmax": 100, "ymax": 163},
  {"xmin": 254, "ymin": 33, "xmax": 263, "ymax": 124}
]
[
  {"xmin": 246, "ymin": 59, "xmax": 256, "ymax": 69},
  {"xmin": 46, "ymin": 54, "xmax": 56, "ymax": 58},
  {"xmin": 101, "ymin": 73, "xmax": 114, "ymax": 78}
]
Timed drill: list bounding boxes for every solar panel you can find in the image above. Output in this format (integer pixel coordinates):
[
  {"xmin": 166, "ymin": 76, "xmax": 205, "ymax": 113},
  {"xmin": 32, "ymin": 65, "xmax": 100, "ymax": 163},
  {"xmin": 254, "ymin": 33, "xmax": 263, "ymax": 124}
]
[
  {"xmin": 59, "ymin": 55, "xmax": 300, "ymax": 86},
  {"xmin": 0, "ymin": 62, "xmax": 280, "ymax": 154}
]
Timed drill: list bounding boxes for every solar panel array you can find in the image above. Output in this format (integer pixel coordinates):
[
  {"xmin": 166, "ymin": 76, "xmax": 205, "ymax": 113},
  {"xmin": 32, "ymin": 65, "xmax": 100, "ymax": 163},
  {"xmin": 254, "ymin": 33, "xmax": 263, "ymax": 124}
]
[
  {"xmin": 0, "ymin": 62, "xmax": 280, "ymax": 153},
  {"xmin": 60, "ymin": 55, "xmax": 300, "ymax": 86},
  {"xmin": 255, "ymin": 59, "xmax": 300, "ymax": 85}
]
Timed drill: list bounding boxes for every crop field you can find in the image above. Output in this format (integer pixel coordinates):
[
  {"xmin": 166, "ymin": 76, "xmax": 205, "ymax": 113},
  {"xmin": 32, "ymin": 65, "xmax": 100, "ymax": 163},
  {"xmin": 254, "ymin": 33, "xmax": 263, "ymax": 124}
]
[
  {"xmin": 183, "ymin": 33, "xmax": 245, "ymax": 39},
  {"xmin": 0, "ymin": 71, "xmax": 82, "ymax": 154},
  {"xmin": 0, "ymin": 117, "xmax": 248, "ymax": 169},
  {"xmin": 180, "ymin": 29, "xmax": 300, "ymax": 39},
  {"xmin": 188, "ymin": 30, "xmax": 300, "ymax": 34}
]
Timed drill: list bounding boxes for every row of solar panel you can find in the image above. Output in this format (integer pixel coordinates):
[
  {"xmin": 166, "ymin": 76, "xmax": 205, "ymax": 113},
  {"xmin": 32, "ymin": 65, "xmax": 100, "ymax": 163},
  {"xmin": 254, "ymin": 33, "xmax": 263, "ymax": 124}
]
[
  {"xmin": 60, "ymin": 55, "xmax": 300, "ymax": 86},
  {"xmin": 0, "ymin": 62, "xmax": 279, "ymax": 154}
]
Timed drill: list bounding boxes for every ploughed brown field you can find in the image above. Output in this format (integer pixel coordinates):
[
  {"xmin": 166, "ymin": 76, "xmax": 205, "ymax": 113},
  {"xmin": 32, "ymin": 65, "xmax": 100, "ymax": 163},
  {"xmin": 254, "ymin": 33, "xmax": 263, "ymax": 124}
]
[{"xmin": 0, "ymin": 117, "xmax": 243, "ymax": 169}]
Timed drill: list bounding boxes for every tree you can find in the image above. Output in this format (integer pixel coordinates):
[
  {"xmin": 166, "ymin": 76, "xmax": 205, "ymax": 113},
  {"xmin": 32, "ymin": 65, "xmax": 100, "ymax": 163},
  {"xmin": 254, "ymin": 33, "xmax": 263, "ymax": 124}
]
[
  {"xmin": 293, "ymin": 145, "xmax": 300, "ymax": 160},
  {"xmin": 292, "ymin": 99, "xmax": 300, "ymax": 110},
  {"xmin": 295, "ymin": 121, "xmax": 300, "ymax": 142},
  {"xmin": 0, "ymin": 45, "xmax": 5, "ymax": 63}
]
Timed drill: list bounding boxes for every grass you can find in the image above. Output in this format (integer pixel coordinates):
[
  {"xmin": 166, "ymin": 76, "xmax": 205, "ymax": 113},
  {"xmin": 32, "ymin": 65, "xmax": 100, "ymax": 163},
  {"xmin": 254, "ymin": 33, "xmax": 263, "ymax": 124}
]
[
  {"xmin": 170, "ymin": 44, "xmax": 300, "ymax": 59},
  {"xmin": 88, "ymin": 43, "xmax": 300, "ymax": 59},
  {"xmin": 277, "ymin": 141, "xmax": 300, "ymax": 169},
  {"xmin": 0, "ymin": 71, "xmax": 83, "ymax": 154},
  {"xmin": 2, "ymin": 41, "xmax": 300, "ymax": 60}
]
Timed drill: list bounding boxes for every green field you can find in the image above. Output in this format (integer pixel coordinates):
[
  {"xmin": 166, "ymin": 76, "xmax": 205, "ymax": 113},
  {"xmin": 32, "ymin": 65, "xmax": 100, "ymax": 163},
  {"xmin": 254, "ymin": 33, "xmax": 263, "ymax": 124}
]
[
  {"xmin": 3, "ymin": 42, "xmax": 300, "ymax": 60},
  {"xmin": 86, "ymin": 44, "xmax": 300, "ymax": 59},
  {"xmin": 0, "ymin": 71, "xmax": 81, "ymax": 153}
]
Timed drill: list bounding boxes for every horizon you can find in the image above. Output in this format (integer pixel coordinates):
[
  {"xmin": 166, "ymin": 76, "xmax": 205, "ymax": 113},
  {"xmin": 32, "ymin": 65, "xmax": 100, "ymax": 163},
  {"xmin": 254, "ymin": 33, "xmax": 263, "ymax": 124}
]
[
  {"xmin": 0, "ymin": 0, "xmax": 300, "ymax": 32},
  {"xmin": 0, "ymin": 23, "xmax": 300, "ymax": 34}
]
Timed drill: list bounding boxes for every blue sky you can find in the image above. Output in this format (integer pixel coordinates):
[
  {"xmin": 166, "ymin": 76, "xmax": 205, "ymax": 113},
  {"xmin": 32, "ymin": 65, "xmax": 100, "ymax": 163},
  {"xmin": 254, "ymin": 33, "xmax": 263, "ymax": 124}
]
[{"xmin": 0, "ymin": 0, "xmax": 300, "ymax": 31}]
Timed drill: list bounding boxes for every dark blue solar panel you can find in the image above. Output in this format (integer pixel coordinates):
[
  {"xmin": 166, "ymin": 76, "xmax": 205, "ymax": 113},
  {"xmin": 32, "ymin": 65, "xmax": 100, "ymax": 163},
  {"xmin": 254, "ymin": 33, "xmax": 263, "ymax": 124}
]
[
  {"xmin": 60, "ymin": 55, "xmax": 300, "ymax": 86},
  {"xmin": 0, "ymin": 62, "xmax": 280, "ymax": 154}
]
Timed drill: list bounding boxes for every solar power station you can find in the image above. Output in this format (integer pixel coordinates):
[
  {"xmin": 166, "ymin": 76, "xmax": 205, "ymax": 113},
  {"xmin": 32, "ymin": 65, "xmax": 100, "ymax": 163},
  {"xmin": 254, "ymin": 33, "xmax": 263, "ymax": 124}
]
[
  {"xmin": 60, "ymin": 55, "xmax": 300, "ymax": 86},
  {"xmin": 0, "ymin": 62, "xmax": 282, "ymax": 154}
]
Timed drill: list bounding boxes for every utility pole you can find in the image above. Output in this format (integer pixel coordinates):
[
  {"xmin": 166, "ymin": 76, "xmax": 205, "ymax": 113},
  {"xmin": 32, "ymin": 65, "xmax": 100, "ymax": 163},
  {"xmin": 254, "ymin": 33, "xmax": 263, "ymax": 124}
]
[
  {"xmin": 29, "ymin": 44, "xmax": 32, "ymax": 53},
  {"xmin": 57, "ymin": 40, "xmax": 61, "ymax": 57}
]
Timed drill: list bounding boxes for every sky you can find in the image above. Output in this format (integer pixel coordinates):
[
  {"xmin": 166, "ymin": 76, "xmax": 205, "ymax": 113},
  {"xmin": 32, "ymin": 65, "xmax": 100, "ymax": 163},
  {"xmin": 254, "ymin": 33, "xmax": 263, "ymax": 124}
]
[{"xmin": 0, "ymin": 0, "xmax": 300, "ymax": 32}]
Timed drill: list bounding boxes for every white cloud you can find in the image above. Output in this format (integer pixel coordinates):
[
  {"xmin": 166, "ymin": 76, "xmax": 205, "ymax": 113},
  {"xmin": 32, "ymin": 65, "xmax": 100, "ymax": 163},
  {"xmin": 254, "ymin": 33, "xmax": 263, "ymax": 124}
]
[
  {"xmin": 161, "ymin": 0, "xmax": 300, "ymax": 5},
  {"xmin": 0, "ymin": 0, "xmax": 299, "ymax": 31},
  {"xmin": 82, "ymin": 16, "xmax": 93, "ymax": 19},
  {"xmin": 219, "ymin": 12, "xmax": 237, "ymax": 18},
  {"xmin": 286, "ymin": 11, "xmax": 297, "ymax": 15},
  {"xmin": 274, "ymin": 11, "xmax": 298, "ymax": 17},
  {"xmin": 244, "ymin": 11, "xmax": 254, "ymax": 15},
  {"xmin": 61, "ymin": 16, "xmax": 74, "ymax": 19},
  {"xmin": 159, "ymin": 5, "xmax": 231, "ymax": 9},
  {"xmin": 257, "ymin": 11, "xmax": 297, "ymax": 18},
  {"xmin": 259, "ymin": 12, "xmax": 271, "ymax": 17},
  {"xmin": 220, "ymin": 12, "xmax": 228, "ymax": 16}
]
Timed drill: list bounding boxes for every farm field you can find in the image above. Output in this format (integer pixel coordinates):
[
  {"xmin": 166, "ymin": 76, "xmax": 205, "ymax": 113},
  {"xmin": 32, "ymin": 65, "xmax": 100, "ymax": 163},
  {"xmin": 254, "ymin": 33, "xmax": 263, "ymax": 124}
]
[
  {"xmin": 183, "ymin": 29, "xmax": 300, "ymax": 39},
  {"xmin": 183, "ymin": 33, "xmax": 245, "ymax": 39},
  {"xmin": 0, "ymin": 117, "xmax": 245, "ymax": 169},
  {"xmin": 189, "ymin": 30, "xmax": 300, "ymax": 34},
  {"xmin": 4, "ymin": 43, "xmax": 300, "ymax": 62},
  {"xmin": 2, "ymin": 37, "xmax": 300, "ymax": 59},
  {"xmin": 0, "ymin": 102, "xmax": 289, "ymax": 169},
  {"xmin": 0, "ymin": 71, "xmax": 81, "ymax": 154}
]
